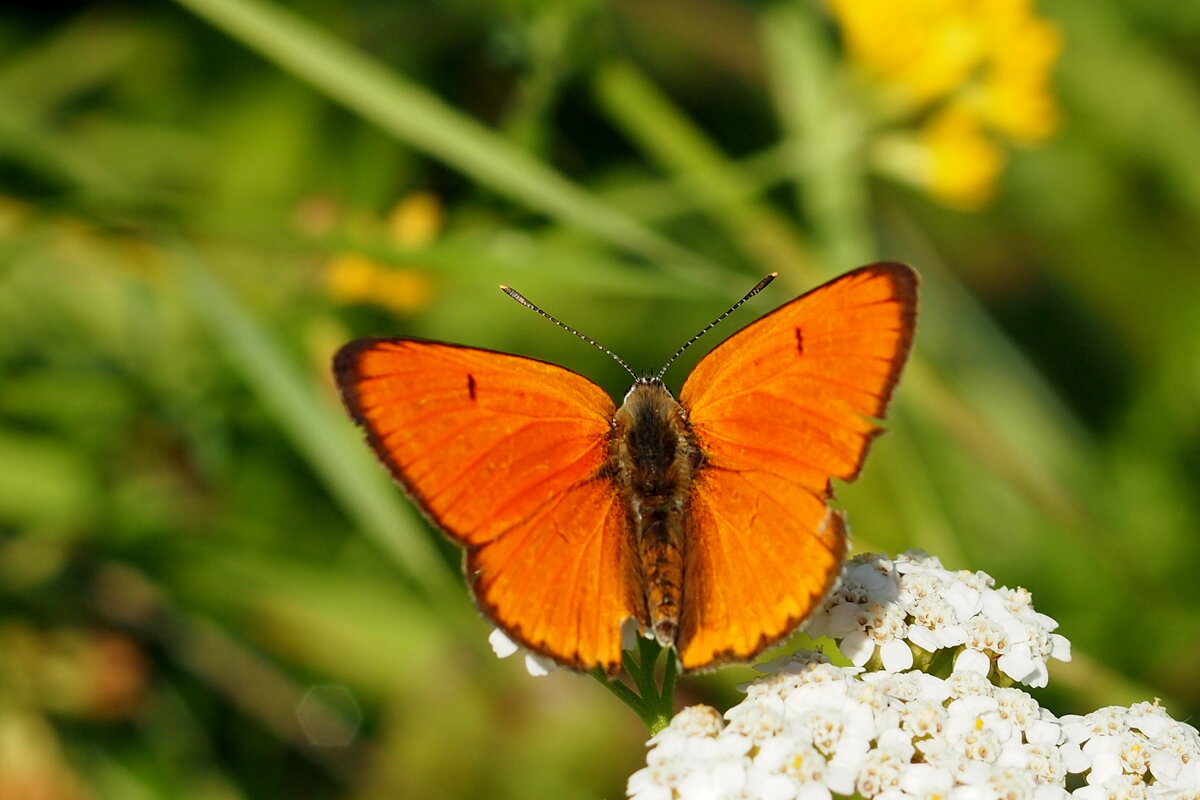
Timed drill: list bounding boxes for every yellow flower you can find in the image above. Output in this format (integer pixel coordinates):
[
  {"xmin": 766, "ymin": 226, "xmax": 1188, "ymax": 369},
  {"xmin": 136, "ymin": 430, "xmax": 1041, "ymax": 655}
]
[
  {"xmin": 872, "ymin": 107, "xmax": 1004, "ymax": 210},
  {"xmin": 828, "ymin": 0, "xmax": 987, "ymax": 107},
  {"xmin": 386, "ymin": 191, "xmax": 443, "ymax": 249},
  {"xmin": 324, "ymin": 193, "xmax": 441, "ymax": 315},
  {"xmin": 977, "ymin": 13, "xmax": 1061, "ymax": 141},
  {"xmin": 921, "ymin": 107, "xmax": 1005, "ymax": 209},
  {"xmin": 827, "ymin": 0, "xmax": 1060, "ymax": 208},
  {"xmin": 326, "ymin": 253, "xmax": 379, "ymax": 303}
]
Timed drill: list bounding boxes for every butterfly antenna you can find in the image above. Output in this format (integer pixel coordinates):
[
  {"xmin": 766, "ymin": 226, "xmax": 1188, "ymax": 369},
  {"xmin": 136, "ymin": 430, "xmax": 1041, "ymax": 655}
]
[
  {"xmin": 655, "ymin": 273, "xmax": 777, "ymax": 382},
  {"xmin": 500, "ymin": 285, "xmax": 638, "ymax": 380}
]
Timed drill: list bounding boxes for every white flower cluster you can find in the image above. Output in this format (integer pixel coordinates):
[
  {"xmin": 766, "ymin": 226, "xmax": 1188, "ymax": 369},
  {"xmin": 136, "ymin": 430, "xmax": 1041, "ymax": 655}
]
[
  {"xmin": 628, "ymin": 551, "xmax": 1198, "ymax": 800},
  {"xmin": 1060, "ymin": 703, "xmax": 1200, "ymax": 799},
  {"xmin": 628, "ymin": 652, "xmax": 1200, "ymax": 800},
  {"xmin": 804, "ymin": 550, "xmax": 1071, "ymax": 688}
]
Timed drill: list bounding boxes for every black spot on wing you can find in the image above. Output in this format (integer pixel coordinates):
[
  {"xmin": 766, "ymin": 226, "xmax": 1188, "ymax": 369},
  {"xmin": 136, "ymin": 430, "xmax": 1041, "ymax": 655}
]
[
  {"xmin": 467, "ymin": 373, "xmax": 477, "ymax": 401},
  {"xmin": 794, "ymin": 327, "xmax": 804, "ymax": 355}
]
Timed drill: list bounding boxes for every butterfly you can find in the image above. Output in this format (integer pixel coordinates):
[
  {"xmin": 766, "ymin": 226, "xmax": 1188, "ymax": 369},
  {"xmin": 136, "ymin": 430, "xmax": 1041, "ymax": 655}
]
[{"xmin": 333, "ymin": 262, "xmax": 917, "ymax": 675}]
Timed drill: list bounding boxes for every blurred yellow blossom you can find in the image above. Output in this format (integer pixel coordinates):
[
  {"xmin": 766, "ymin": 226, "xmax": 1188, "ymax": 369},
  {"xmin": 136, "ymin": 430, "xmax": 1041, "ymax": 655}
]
[
  {"xmin": 325, "ymin": 192, "xmax": 441, "ymax": 314},
  {"xmin": 0, "ymin": 712, "xmax": 89, "ymax": 800},
  {"xmin": 874, "ymin": 108, "xmax": 1005, "ymax": 209},
  {"xmin": 921, "ymin": 107, "xmax": 1005, "ymax": 208},
  {"xmin": 827, "ymin": 0, "xmax": 1061, "ymax": 208},
  {"xmin": 0, "ymin": 195, "xmax": 34, "ymax": 234},
  {"xmin": 976, "ymin": 12, "xmax": 1061, "ymax": 140},
  {"xmin": 386, "ymin": 191, "xmax": 444, "ymax": 249},
  {"xmin": 327, "ymin": 254, "xmax": 436, "ymax": 314},
  {"xmin": 828, "ymin": 0, "xmax": 983, "ymax": 106}
]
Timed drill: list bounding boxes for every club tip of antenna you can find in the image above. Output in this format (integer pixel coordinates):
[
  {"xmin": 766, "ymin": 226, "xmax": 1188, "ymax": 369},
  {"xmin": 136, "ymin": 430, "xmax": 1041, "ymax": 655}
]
[{"xmin": 498, "ymin": 284, "xmax": 510, "ymax": 291}]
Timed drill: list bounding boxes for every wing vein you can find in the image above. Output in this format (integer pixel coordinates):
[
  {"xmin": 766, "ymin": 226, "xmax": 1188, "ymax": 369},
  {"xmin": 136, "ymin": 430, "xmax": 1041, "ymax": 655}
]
[
  {"xmin": 696, "ymin": 441, "xmax": 833, "ymax": 493},
  {"xmin": 474, "ymin": 470, "xmax": 611, "ymax": 548},
  {"xmin": 697, "ymin": 406, "xmax": 864, "ymax": 470},
  {"xmin": 697, "ymin": 366, "xmax": 894, "ymax": 411}
]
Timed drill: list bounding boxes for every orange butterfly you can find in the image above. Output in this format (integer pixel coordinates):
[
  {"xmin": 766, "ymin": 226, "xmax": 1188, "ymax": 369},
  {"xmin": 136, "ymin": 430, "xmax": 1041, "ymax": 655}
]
[{"xmin": 333, "ymin": 263, "xmax": 917, "ymax": 675}]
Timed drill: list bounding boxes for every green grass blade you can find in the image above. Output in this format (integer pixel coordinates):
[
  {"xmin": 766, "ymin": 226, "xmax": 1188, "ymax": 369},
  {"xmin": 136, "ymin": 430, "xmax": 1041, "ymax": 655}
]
[
  {"xmin": 760, "ymin": 5, "xmax": 875, "ymax": 269},
  {"xmin": 169, "ymin": 0, "xmax": 724, "ymax": 285},
  {"xmin": 594, "ymin": 60, "xmax": 815, "ymax": 281}
]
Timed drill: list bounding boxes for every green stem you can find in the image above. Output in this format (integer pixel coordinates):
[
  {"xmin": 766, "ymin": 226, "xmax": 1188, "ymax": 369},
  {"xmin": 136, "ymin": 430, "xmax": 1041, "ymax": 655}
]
[
  {"xmin": 651, "ymin": 648, "xmax": 678, "ymax": 733},
  {"xmin": 590, "ymin": 668, "xmax": 655, "ymax": 726},
  {"xmin": 762, "ymin": 5, "xmax": 876, "ymax": 269},
  {"xmin": 630, "ymin": 639, "xmax": 661, "ymax": 699},
  {"xmin": 500, "ymin": 3, "xmax": 596, "ymax": 155},
  {"xmin": 589, "ymin": 640, "xmax": 677, "ymax": 733},
  {"xmin": 926, "ymin": 645, "xmax": 960, "ymax": 679},
  {"xmin": 594, "ymin": 59, "xmax": 814, "ymax": 279},
  {"xmin": 659, "ymin": 648, "xmax": 678, "ymax": 711}
]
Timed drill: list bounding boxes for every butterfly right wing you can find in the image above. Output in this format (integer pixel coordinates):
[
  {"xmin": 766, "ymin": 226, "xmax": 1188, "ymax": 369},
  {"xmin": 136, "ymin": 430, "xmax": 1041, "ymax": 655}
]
[
  {"xmin": 676, "ymin": 263, "xmax": 917, "ymax": 670},
  {"xmin": 334, "ymin": 338, "xmax": 643, "ymax": 673}
]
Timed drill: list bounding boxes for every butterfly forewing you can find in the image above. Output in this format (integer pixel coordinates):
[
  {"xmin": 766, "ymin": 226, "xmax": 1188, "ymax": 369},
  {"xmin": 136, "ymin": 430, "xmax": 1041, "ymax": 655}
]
[
  {"xmin": 676, "ymin": 262, "xmax": 917, "ymax": 668},
  {"xmin": 334, "ymin": 338, "xmax": 642, "ymax": 672}
]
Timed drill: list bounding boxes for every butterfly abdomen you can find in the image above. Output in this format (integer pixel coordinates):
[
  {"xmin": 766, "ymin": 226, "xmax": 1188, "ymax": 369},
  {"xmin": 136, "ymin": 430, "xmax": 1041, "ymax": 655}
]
[{"xmin": 611, "ymin": 380, "xmax": 702, "ymax": 647}]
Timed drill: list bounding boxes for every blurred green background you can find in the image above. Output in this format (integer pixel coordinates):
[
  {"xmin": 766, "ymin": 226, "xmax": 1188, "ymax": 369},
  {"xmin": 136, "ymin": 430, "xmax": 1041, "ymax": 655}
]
[{"xmin": 2, "ymin": 0, "xmax": 1199, "ymax": 797}]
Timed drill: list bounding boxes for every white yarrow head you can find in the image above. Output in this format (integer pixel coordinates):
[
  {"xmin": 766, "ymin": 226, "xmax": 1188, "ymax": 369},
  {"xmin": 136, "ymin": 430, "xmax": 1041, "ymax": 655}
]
[{"xmin": 627, "ymin": 550, "xmax": 1197, "ymax": 800}]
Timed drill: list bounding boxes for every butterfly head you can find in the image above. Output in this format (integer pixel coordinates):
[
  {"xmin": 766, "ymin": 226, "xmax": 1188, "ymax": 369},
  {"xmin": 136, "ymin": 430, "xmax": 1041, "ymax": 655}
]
[{"xmin": 623, "ymin": 376, "xmax": 672, "ymax": 405}]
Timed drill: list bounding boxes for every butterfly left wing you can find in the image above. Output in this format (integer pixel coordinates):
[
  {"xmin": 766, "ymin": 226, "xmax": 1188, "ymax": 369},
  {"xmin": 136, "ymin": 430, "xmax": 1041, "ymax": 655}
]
[
  {"xmin": 334, "ymin": 338, "xmax": 643, "ymax": 673},
  {"xmin": 467, "ymin": 474, "xmax": 639, "ymax": 674},
  {"xmin": 677, "ymin": 263, "xmax": 917, "ymax": 669}
]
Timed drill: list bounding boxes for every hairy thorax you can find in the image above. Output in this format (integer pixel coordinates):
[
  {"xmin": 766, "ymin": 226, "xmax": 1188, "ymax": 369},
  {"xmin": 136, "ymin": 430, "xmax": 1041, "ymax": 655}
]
[{"xmin": 609, "ymin": 379, "xmax": 702, "ymax": 646}]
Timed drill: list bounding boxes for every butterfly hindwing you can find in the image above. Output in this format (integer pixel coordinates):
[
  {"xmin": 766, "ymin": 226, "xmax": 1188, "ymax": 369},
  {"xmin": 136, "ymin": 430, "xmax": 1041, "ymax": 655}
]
[
  {"xmin": 468, "ymin": 477, "xmax": 641, "ymax": 673},
  {"xmin": 334, "ymin": 338, "xmax": 642, "ymax": 673},
  {"xmin": 676, "ymin": 262, "xmax": 918, "ymax": 668},
  {"xmin": 680, "ymin": 470, "xmax": 847, "ymax": 669}
]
